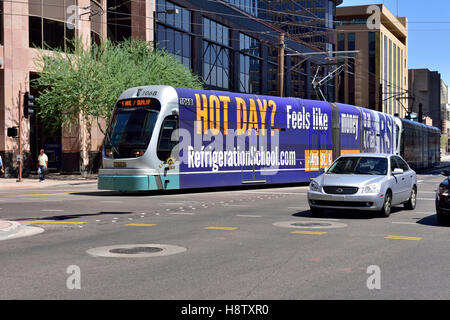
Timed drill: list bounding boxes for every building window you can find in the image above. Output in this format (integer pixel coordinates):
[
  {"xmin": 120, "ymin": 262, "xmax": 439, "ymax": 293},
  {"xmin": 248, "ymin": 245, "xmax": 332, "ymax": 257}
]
[
  {"xmin": 155, "ymin": 0, "xmax": 192, "ymax": 69},
  {"xmin": 91, "ymin": 0, "xmax": 103, "ymax": 46},
  {"xmin": 239, "ymin": 33, "xmax": 261, "ymax": 94},
  {"xmin": 391, "ymin": 43, "xmax": 399, "ymax": 114},
  {"xmin": 389, "ymin": 39, "xmax": 392, "ymax": 114},
  {"xmin": 28, "ymin": 0, "xmax": 78, "ymax": 52},
  {"xmin": 368, "ymin": 32, "xmax": 376, "ymax": 109},
  {"xmin": 291, "ymin": 56, "xmax": 307, "ymax": 99},
  {"xmin": 384, "ymin": 35, "xmax": 387, "ymax": 113},
  {"xmin": 347, "ymin": 33, "xmax": 355, "ymax": 105},
  {"xmin": 107, "ymin": 0, "xmax": 131, "ymax": 42},
  {"xmin": 337, "ymin": 33, "xmax": 345, "ymax": 102},
  {"xmin": 223, "ymin": 0, "xmax": 258, "ymax": 16},
  {"xmin": 157, "ymin": 0, "xmax": 191, "ymax": 32},
  {"xmin": 203, "ymin": 18, "xmax": 231, "ymax": 89},
  {"xmin": 267, "ymin": 45, "xmax": 278, "ymax": 96}
]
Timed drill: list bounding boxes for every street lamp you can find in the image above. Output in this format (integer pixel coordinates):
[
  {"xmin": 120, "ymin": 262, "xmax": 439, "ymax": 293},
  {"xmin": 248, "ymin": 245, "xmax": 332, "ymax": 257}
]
[{"xmin": 153, "ymin": 9, "xmax": 179, "ymax": 51}]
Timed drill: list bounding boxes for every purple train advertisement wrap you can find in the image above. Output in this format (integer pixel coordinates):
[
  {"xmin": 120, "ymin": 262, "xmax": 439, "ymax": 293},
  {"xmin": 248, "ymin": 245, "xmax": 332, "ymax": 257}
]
[{"xmin": 175, "ymin": 88, "xmax": 333, "ymax": 189}]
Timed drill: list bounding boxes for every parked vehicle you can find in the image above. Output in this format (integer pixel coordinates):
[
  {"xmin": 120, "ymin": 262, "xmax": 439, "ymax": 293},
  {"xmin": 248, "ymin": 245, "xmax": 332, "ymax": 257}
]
[
  {"xmin": 307, "ymin": 153, "xmax": 417, "ymax": 217},
  {"xmin": 435, "ymin": 170, "xmax": 450, "ymax": 226}
]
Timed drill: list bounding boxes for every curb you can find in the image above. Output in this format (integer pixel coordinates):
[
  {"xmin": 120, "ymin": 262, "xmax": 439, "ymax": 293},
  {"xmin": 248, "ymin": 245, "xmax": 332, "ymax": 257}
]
[{"xmin": 0, "ymin": 220, "xmax": 21, "ymax": 239}]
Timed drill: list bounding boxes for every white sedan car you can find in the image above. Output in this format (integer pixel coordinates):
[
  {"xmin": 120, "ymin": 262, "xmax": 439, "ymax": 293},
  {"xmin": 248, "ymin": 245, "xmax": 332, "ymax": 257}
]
[{"xmin": 307, "ymin": 153, "xmax": 417, "ymax": 217}]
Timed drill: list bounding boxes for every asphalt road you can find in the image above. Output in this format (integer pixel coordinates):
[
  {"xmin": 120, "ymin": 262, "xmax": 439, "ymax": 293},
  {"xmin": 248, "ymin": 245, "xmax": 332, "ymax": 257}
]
[{"xmin": 0, "ymin": 169, "xmax": 449, "ymax": 300}]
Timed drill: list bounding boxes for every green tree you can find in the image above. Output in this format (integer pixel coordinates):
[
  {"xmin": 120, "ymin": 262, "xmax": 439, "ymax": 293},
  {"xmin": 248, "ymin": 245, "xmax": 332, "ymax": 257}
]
[{"xmin": 32, "ymin": 38, "xmax": 203, "ymax": 133}]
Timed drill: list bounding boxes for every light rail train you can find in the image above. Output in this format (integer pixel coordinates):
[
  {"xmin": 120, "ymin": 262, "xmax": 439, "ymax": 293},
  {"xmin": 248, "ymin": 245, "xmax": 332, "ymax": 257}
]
[{"xmin": 98, "ymin": 86, "xmax": 440, "ymax": 191}]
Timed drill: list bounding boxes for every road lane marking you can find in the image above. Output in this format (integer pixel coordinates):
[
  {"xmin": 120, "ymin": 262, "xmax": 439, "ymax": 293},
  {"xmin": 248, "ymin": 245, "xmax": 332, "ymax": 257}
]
[
  {"xmin": 240, "ymin": 191, "xmax": 304, "ymax": 195},
  {"xmin": 236, "ymin": 214, "xmax": 262, "ymax": 218},
  {"xmin": 222, "ymin": 204, "xmax": 251, "ymax": 207},
  {"xmin": 391, "ymin": 222, "xmax": 417, "ymax": 225},
  {"xmin": 384, "ymin": 235, "xmax": 422, "ymax": 241},
  {"xmin": 416, "ymin": 198, "xmax": 434, "ymax": 201},
  {"xmin": 291, "ymin": 230, "xmax": 328, "ymax": 235},
  {"xmin": 169, "ymin": 212, "xmax": 195, "ymax": 215},
  {"xmin": 41, "ymin": 209, "xmax": 64, "ymax": 212},
  {"xmin": 204, "ymin": 226, "xmax": 238, "ymax": 231},
  {"xmin": 16, "ymin": 220, "xmax": 87, "ymax": 225},
  {"xmin": 125, "ymin": 223, "xmax": 157, "ymax": 227}
]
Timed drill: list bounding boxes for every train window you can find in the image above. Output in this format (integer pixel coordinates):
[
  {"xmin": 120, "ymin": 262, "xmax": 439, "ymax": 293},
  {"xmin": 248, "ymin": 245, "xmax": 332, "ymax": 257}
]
[{"xmin": 157, "ymin": 115, "xmax": 179, "ymax": 162}]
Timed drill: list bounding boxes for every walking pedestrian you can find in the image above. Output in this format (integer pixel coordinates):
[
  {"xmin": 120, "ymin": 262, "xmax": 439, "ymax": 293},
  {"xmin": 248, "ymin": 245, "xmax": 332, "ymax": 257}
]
[{"xmin": 37, "ymin": 149, "xmax": 48, "ymax": 182}]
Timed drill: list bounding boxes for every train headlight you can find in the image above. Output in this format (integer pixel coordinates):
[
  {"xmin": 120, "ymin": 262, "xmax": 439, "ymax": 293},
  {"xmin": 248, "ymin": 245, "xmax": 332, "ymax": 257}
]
[{"xmin": 133, "ymin": 149, "xmax": 146, "ymax": 157}]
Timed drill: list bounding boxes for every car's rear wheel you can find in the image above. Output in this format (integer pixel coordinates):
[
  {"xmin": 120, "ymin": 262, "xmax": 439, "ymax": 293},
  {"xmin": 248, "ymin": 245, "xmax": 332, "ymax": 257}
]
[
  {"xmin": 404, "ymin": 186, "xmax": 417, "ymax": 210},
  {"xmin": 379, "ymin": 191, "xmax": 392, "ymax": 218}
]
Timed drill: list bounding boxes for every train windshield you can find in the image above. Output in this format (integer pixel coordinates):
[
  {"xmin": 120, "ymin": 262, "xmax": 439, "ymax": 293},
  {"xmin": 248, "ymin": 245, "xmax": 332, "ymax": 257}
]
[
  {"xmin": 328, "ymin": 157, "xmax": 388, "ymax": 175},
  {"xmin": 104, "ymin": 98, "xmax": 161, "ymax": 159}
]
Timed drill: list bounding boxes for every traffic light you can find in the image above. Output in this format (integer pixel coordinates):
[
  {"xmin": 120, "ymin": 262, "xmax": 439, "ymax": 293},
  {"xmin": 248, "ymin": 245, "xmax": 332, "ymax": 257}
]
[{"xmin": 24, "ymin": 92, "xmax": 35, "ymax": 118}]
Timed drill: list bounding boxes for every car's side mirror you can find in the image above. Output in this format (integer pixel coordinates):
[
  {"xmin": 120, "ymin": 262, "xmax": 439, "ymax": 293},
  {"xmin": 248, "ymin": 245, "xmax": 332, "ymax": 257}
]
[
  {"xmin": 392, "ymin": 168, "xmax": 404, "ymax": 175},
  {"xmin": 319, "ymin": 167, "xmax": 327, "ymax": 173},
  {"xmin": 441, "ymin": 169, "xmax": 450, "ymax": 177}
]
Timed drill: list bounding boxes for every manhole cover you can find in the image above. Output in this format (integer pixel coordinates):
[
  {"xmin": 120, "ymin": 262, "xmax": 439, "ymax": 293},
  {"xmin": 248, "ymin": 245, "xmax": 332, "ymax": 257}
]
[
  {"xmin": 291, "ymin": 222, "xmax": 332, "ymax": 227},
  {"xmin": 109, "ymin": 247, "xmax": 163, "ymax": 254},
  {"xmin": 87, "ymin": 244, "xmax": 187, "ymax": 258},
  {"xmin": 273, "ymin": 220, "xmax": 348, "ymax": 229}
]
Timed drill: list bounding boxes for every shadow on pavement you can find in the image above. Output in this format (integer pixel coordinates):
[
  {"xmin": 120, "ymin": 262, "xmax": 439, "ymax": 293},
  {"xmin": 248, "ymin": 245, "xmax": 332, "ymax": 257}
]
[
  {"xmin": 292, "ymin": 206, "xmax": 404, "ymax": 220},
  {"xmin": 15, "ymin": 211, "xmax": 133, "ymax": 221},
  {"xmin": 416, "ymin": 214, "xmax": 450, "ymax": 227}
]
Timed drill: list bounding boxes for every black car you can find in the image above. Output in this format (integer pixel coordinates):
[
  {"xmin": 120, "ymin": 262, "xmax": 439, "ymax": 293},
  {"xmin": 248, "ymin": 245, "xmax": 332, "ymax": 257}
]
[{"xmin": 435, "ymin": 170, "xmax": 450, "ymax": 226}]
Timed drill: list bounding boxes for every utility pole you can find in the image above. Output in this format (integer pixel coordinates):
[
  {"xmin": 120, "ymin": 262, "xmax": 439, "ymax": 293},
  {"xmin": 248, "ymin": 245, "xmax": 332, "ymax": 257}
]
[
  {"xmin": 277, "ymin": 33, "xmax": 285, "ymax": 97},
  {"xmin": 17, "ymin": 91, "xmax": 23, "ymax": 182}
]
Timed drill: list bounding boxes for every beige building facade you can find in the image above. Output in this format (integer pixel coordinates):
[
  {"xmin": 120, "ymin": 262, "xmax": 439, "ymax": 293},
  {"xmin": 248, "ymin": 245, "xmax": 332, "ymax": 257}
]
[
  {"xmin": 335, "ymin": 4, "xmax": 408, "ymax": 117},
  {"xmin": 0, "ymin": 0, "xmax": 152, "ymax": 176}
]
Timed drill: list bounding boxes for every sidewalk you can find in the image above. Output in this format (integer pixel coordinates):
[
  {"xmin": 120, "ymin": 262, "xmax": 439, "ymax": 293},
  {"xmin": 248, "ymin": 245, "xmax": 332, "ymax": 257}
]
[{"xmin": 0, "ymin": 174, "xmax": 97, "ymax": 190}]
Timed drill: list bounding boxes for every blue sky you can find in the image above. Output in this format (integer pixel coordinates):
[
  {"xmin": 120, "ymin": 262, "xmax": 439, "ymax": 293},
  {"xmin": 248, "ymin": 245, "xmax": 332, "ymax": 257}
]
[{"xmin": 340, "ymin": 0, "xmax": 450, "ymax": 90}]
